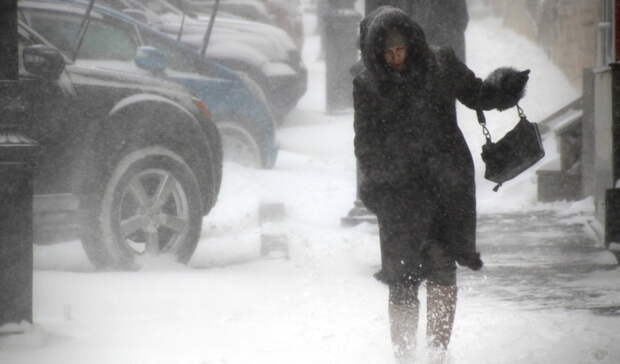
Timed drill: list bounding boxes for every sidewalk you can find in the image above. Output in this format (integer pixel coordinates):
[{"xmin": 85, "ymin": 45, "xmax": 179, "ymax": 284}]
[{"xmin": 468, "ymin": 210, "xmax": 619, "ymax": 312}]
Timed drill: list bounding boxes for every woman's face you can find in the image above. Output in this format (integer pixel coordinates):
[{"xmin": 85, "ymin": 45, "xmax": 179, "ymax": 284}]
[{"xmin": 384, "ymin": 44, "xmax": 407, "ymax": 72}]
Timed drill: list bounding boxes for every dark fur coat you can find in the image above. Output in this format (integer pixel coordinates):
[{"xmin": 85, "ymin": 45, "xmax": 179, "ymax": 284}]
[{"xmin": 353, "ymin": 6, "xmax": 528, "ymax": 276}]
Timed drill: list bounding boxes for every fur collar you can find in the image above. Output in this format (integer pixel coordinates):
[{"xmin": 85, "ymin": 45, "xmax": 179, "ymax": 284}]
[{"xmin": 360, "ymin": 6, "xmax": 433, "ymax": 85}]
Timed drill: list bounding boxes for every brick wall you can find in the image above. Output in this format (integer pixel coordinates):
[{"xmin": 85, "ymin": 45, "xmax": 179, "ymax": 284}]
[{"xmin": 478, "ymin": 0, "xmax": 597, "ymax": 87}]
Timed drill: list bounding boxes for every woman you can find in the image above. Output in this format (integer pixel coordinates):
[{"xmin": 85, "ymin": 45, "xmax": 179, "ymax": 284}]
[{"xmin": 353, "ymin": 6, "xmax": 529, "ymax": 362}]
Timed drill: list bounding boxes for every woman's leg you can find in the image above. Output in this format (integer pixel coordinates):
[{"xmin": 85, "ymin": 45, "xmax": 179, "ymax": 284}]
[
  {"xmin": 426, "ymin": 282, "xmax": 457, "ymax": 349},
  {"xmin": 389, "ymin": 282, "xmax": 421, "ymax": 363},
  {"xmin": 424, "ymin": 243, "xmax": 458, "ymax": 351}
]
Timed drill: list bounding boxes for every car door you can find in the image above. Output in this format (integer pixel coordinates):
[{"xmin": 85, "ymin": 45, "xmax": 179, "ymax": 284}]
[
  {"xmin": 20, "ymin": 7, "xmax": 143, "ymax": 193},
  {"xmin": 17, "ymin": 24, "xmax": 80, "ymax": 194}
]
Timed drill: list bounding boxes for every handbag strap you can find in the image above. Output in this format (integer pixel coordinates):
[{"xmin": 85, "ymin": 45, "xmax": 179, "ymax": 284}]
[
  {"xmin": 476, "ymin": 105, "xmax": 526, "ymax": 144},
  {"xmin": 476, "ymin": 109, "xmax": 493, "ymax": 144},
  {"xmin": 516, "ymin": 104, "xmax": 527, "ymax": 120}
]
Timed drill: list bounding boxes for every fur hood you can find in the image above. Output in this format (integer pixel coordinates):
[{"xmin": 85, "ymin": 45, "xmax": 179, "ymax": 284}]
[{"xmin": 359, "ymin": 6, "xmax": 433, "ymax": 84}]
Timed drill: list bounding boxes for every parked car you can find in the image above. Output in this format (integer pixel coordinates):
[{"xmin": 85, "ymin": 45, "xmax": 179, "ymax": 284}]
[
  {"xmin": 20, "ymin": 0, "xmax": 279, "ymax": 168},
  {"xmin": 187, "ymin": 0, "xmax": 273, "ymax": 24},
  {"xmin": 186, "ymin": 0, "xmax": 304, "ymax": 50},
  {"xmin": 262, "ymin": 0, "xmax": 304, "ymax": 50},
  {"xmin": 99, "ymin": 0, "xmax": 307, "ymax": 120},
  {"xmin": 17, "ymin": 18, "xmax": 223, "ymax": 270}
]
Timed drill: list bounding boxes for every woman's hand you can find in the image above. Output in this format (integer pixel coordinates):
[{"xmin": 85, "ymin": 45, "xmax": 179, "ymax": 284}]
[
  {"xmin": 480, "ymin": 67, "xmax": 531, "ymax": 111},
  {"xmin": 501, "ymin": 69, "xmax": 530, "ymax": 99}
]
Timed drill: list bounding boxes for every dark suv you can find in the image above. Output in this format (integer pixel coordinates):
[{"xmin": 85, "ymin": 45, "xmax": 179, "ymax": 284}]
[
  {"xmin": 18, "ymin": 21, "xmax": 222, "ymax": 269},
  {"xmin": 19, "ymin": 0, "xmax": 279, "ymax": 169}
]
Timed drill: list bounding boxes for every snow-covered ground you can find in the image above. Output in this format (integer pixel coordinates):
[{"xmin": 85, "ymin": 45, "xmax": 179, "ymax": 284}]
[{"xmin": 2, "ymin": 9, "xmax": 619, "ymax": 364}]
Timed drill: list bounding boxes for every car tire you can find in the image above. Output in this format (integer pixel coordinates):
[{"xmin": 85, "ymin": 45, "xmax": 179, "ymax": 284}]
[
  {"xmin": 81, "ymin": 145, "xmax": 203, "ymax": 270},
  {"xmin": 217, "ymin": 121, "xmax": 265, "ymax": 168}
]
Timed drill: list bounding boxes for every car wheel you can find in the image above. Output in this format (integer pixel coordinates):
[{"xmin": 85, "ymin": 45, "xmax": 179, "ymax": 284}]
[
  {"xmin": 217, "ymin": 121, "xmax": 264, "ymax": 168},
  {"xmin": 81, "ymin": 146, "xmax": 203, "ymax": 269}
]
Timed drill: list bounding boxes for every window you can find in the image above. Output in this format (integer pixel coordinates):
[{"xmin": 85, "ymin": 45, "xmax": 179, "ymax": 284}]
[
  {"xmin": 598, "ymin": 0, "xmax": 614, "ymax": 67},
  {"xmin": 26, "ymin": 11, "xmax": 81, "ymax": 56},
  {"xmin": 26, "ymin": 10, "xmax": 138, "ymax": 61},
  {"xmin": 79, "ymin": 20, "xmax": 138, "ymax": 61}
]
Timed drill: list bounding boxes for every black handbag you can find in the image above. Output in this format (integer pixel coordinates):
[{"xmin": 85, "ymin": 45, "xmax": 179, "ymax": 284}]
[{"xmin": 477, "ymin": 105, "xmax": 545, "ymax": 191}]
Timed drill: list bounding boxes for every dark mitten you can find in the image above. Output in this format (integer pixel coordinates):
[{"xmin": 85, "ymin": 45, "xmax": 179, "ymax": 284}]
[
  {"xmin": 484, "ymin": 67, "xmax": 530, "ymax": 110},
  {"xmin": 501, "ymin": 68, "xmax": 530, "ymax": 100},
  {"xmin": 456, "ymin": 252, "xmax": 483, "ymax": 271}
]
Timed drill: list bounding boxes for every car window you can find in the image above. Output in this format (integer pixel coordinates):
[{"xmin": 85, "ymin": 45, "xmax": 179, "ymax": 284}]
[
  {"xmin": 79, "ymin": 20, "xmax": 138, "ymax": 60},
  {"xmin": 140, "ymin": 32, "xmax": 197, "ymax": 73},
  {"xmin": 26, "ymin": 10, "xmax": 138, "ymax": 61},
  {"xmin": 25, "ymin": 11, "xmax": 81, "ymax": 56}
]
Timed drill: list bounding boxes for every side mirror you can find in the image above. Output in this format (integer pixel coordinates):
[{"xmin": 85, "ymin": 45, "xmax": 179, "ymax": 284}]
[
  {"xmin": 134, "ymin": 46, "xmax": 167, "ymax": 73},
  {"xmin": 122, "ymin": 8, "xmax": 149, "ymax": 24},
  {"xmin": 23, "ymin": 45, "xmax": 65, "ymax": 80}
]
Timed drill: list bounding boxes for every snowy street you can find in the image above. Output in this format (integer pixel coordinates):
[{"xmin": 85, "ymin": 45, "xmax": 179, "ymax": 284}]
[{"xmin": 2, "ymin": 8, "xmax": 620, "ymax": 364}]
